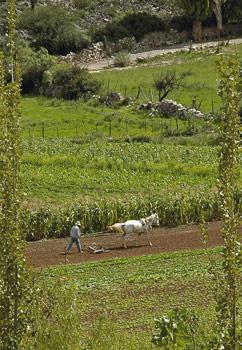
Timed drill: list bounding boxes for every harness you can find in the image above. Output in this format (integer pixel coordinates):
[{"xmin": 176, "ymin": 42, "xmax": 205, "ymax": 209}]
[{"xmin": 139, "ymin": 218, "xmax": 147, "ymax": 226}]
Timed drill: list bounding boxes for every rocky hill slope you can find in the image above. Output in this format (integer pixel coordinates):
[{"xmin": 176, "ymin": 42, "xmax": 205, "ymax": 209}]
[{"xmin": 0, "ymin": 0, "xmax": 180, "ymax": 34}]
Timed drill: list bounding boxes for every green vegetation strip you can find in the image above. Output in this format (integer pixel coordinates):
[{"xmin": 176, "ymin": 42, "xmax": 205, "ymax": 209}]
[
  {"xmin": 41, "ymin": 248, "xmax": 222, "ymax": 333},
  {"xmin": 20, "ymin": 139, "xmax": 226, "ymax": 240}
]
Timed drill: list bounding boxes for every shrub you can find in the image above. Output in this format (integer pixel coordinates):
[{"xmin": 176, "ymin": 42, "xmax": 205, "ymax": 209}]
[
  {"xmin": 18, "ymin": 43, "xmax": 57, "ymax": 94},
  {"xmin": 94, "ymin": 23, "xmax": 130, "ymax": 42},
  {"xmin": 73, "ymin": 0, "xmax": 92, "ymax": 9},
  {"xmin": 120, "ymin": 12, "xmax": 166, "ymax": 41},
  {"xmin": 18, "ymin": 5, "xmax": 90, "ymax": 54},
  {"xmin": 222, "ymin": 0, "xmax": 242, "ymax": 23},
  {"xmin": 169, "ymin": 15, "xmax": 193, "ymax": 32},
  {"xmin": 113, "ymin": 51, "xmax": 131, "ymax": 67},
  {"xmin": 94, "ymin": 12, "xmax": 166, "ymax": 42},
  {"xmin": 42, "ymin": 64, "xmax": 101, "ymax": 100}
]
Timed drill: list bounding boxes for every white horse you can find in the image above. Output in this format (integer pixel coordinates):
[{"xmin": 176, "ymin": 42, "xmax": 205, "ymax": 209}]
[{"xmin": 108, "ymin": 213, "xmax": 159, "ymax": 249}]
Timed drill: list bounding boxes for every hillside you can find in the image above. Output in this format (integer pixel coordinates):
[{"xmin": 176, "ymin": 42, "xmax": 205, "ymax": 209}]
[{"xmin": 0, "ymin": 0, "xmax": 180, "ymax": 34}]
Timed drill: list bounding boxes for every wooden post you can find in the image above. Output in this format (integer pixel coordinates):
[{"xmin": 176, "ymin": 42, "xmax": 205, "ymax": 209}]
[
  {"xmin": 149, "ymin": 89, "xmax": 153, "ymax": 102},
  {"xmin": 124, "ymin": 85, "xmax": 127, "ymax": 97},
  {"xmin": 57, "ymin": 126, "xmax": 59, "ymax": 138},
  {"xmin": 107, "ymin": 79, "xmax": 110, "ymax": 94},
  {"xmin": 136, "ymin": 86, "xmax": 141, "ymax": 100},
  {"xmin": 42, "ymin": 122, "xmax": 45, "ymax": 139},
  {"xmin": 109, "ymin": 119, "xmax": 112, "ymax": 137},
  {"xmin": 211, "ymin": 99, "xmax": 214, "ymax": 115},
  {"xmin": 176, "ymin": 117, "xmax": 179, "ymax": 132}
]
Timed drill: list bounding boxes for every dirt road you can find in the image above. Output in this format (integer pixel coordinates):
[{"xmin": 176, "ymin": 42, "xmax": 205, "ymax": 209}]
[
  {"xmin": 84, "ymin": 38, "xmax": 242, "ymax": 72},
  {"xmin": 26, "ymin": 221, "xmax": 228, "ymax": 268}
]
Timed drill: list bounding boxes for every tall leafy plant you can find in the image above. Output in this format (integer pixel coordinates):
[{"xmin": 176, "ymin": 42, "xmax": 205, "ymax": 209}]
[
  {"xmin": 214, "ymin": 56, "xmax": 242, "ymax": 349},
  {"xmin": 0, "ymin": 0, "xmax": 30, "ymax": 349}
]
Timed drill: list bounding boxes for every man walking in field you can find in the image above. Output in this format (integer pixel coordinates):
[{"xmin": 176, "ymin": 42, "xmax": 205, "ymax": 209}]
[{"xmin": 65, "ymin": 221, "xmax": 83, "ymax": 254}]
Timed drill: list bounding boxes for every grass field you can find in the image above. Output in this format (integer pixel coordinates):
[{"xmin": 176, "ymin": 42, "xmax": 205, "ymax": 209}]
[
  {"xmin": 20, "ymin": 44, "xmax": 242, "ymax": 139},
  {"xmin": 27, "ymin": 248, "xmax": 222, "ymax": 349}
]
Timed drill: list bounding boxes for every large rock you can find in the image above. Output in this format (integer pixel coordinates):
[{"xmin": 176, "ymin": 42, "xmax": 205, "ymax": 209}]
[{"xmin": 139, "ymin": 99, "xmax": 205, "ymax": 119}]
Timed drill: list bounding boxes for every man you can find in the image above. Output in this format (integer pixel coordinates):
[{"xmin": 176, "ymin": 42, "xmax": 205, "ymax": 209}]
[{"xmin": 65, "ymin": 221, "xmax": 83, "ymax": 254}]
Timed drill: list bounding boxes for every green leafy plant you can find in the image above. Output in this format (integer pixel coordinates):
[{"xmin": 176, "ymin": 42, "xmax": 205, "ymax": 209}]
[
  {"xmin": 211, "ymin": 55, "xmax": 242, "ymax": 349},
  {"xmin": 114, "ymin": 51, "xmax": 131, "ymax": 67},
  {"xmin": 152, "ymin": 308, "xmax": 201, "ymax": 349},
  {"xmin": 42, "ymin": 64, "xmax": 101, "ymax": 100},
  {"xmin": 18, "ymin": 5, "xmax": 89, "ymax": 54},
  {"xmin": 0, "ymin": 1, "xmax": 31, "ymax": 348}
]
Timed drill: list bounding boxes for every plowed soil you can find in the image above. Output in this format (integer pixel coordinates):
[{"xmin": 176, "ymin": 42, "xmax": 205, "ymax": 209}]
[{"xmin": 26, "ymin": 221, "xmax": 231, "ymax": 268}]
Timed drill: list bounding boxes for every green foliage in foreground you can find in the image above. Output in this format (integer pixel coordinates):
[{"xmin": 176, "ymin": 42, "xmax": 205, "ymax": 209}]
[
  {"xmin": 215, "ymin": 55, "xmax": 242, "ymax": 349},
  {"xmin": 22, "ymin": 248, "xmax": 234, "ymax": 349},
  {"xmin": 0, "ymin": 0, "xmax": 31, "ymax": 348}
]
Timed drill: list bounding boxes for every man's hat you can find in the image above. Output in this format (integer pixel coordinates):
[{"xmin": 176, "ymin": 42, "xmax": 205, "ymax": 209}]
[{"xmin": 75, "ymin": 221, "xmax": 81, "ymax": 226}]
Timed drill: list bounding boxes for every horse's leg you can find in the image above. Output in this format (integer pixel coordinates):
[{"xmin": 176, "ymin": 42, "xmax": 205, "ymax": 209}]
[
  {"xmin": 122, "ymin": 233, "xmax": 127, "ymax": 249},
  {"xmin": 145, "ymin": 230, "xmax": 152, "ymax": 246}
]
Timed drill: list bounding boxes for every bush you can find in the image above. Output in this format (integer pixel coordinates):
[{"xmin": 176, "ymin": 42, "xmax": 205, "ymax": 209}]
[
  {"xmin": 73, "ymin": 0, "xmax": 92, "ymax": 9},
  {"xmin": 222, "ymin": 0, "xmax": 242, "ymax": 23},
  {"xmin": 169, "ymin": 15, "xmax": 192, "ymax": 32},
  {"xmin": 120, "ymin": 12, "xmax": 166, "ymax": 41},
  {"xmin": 42, "ymin": 64, "xmax": 101, "ymax": 100},
  {"xmin": 94, "ymin": 12, "xmax": 166, "ymax": 42},
  {"xmin": 18, "ymin": 5, "xmax": 90, "ymax": 54},
  {"xmin": 18, "ymin": 43, "xmax": 57, "ymax": 94},
  {"xmin": 113, "ymin": 51, "xmax": 131, "ymax": 67}
]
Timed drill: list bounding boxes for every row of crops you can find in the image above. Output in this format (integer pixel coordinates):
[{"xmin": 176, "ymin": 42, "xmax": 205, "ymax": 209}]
[
  {"xmin": 22, "ymin": 191, "xmax": 222, "ymax": 240},
  {"xmin": 17, "ymin": 138, "xmax": 242, "ymax": 240}
]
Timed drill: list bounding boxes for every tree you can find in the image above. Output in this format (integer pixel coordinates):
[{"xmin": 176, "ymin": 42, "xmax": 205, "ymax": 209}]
[
  {"xmin": 178, "ymin": 0, "xmax": 210, "ymax": 42},
  {"xmin": 211, "ymin": 0, "xmax": 227, "ymax": 38},
  {"xmin": 18, "ymin": 5, "xmax": 89, "ymax": 54},
  {"xmin": 213, "ymin": 56, "xmax": 242, "ymax": 349},
  {"xmin": 30, "ymin": 0, "xmax": 38, "ymax": 10},
  {"xmin": 0, "ymin": 0, "xmax": 30, "ymax": 348},
  {"xmin": 154, "ymin": 70, "xmax": 185, "ymax": 102}
]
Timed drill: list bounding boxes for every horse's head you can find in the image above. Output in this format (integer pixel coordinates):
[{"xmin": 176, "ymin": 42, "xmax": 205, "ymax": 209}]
[{"xmin": 151, "ymin": 213, "xmax": 159, "ymax": 226}]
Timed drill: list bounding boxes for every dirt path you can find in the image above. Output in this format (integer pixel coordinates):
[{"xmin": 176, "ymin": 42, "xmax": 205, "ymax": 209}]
[
  {"xmin": 85, "ymin": 38, "xmax": 242, "ymax": 72},
  {"xmin": 26, "ymin": 221, "xmax": 231, "ymax": 268}
]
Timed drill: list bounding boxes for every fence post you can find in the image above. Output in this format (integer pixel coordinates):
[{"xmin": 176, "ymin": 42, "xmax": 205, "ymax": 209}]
[
  {"xmin": 136, "ymin": 86, "xmax": 141, "ymax": 100},
  {"xmin": 176, "ymin": 117, "xmax": 179, "ymax": 132},
  {"xmin": 211, "ymin": 99, "xmax": 214, "ymax": 115},
  {"xmin": 109, "ymin": 119, "xmax": 112, "ymax": 137},
  {"xmin": 42, "ymin": 122, "xmax": 45, "ymax": 139},
  {"xmin": 57, "ymin": 126, "xmax": 59, "ymax": 138},
  {"xmin": 149, "ymin": 89, "xmax": 153, "ymax": 102}
]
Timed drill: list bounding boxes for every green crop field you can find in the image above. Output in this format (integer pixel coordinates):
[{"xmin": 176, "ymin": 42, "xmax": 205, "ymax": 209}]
[
  {"xmin": 27, "ymin": 248, "xmax": 223, "ymax": 349},
  {"xmin": 21, "ymin": 139, "xmax": 228, "ymax": 240}
]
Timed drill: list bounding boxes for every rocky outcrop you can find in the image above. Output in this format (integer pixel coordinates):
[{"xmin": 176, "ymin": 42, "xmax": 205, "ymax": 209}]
[
  {"xmin": 60, "ymin": 42, "xmax": 105, "ymax": 64},
  {"xmin": 139, "ymin": 100, "xmax": 205, "ymax": 119},
  {"xmin": 112, "ymin": 30, "xmax": 190, "ymax": 53}
]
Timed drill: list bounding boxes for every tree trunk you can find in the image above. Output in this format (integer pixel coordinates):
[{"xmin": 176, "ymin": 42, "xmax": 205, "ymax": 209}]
[{"xmin": 192, "ymin": 20, "xmax": 202, "ymax": 43}]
